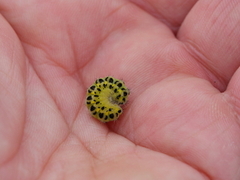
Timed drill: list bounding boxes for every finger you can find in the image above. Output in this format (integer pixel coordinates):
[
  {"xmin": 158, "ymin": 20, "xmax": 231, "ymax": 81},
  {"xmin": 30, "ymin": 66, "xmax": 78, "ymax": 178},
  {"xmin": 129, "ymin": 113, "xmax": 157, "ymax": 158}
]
[
  {"xmin": 225, "ymin": 67, "xmax": 240, "ymax": 125},
  {"xmin": 178, "ymin": 0, "xmax": 240, "ymax": 90},
  {"xmin": 130, "ymin": 0, "xmax": 198, "ymax": 32},
  {"xmin": 0, "ymin": 15, "xmax": 26, "ymax": 164}
]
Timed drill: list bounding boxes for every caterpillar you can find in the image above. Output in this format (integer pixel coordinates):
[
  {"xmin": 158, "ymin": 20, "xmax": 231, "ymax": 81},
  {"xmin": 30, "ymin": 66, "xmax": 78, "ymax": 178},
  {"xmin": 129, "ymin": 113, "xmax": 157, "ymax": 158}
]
[{"xmin": 86, "ymin": 76, "xmax": 130, "ymax": 122}]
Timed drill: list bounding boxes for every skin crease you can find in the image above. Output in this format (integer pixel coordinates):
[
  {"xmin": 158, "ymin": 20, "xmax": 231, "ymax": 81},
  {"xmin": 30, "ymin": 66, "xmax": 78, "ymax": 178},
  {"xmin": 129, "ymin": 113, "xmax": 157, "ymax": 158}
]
[{"xmin": 0, "ymin": 0, "xmax": 239, "ymax": 179}]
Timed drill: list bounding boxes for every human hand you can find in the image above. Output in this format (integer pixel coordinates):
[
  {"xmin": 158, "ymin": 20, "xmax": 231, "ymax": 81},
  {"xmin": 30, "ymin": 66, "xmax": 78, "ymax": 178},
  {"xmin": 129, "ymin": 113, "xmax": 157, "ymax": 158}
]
[{"xmin": 0, "ymin": 0, "xmax": 239, "ymax": 179}]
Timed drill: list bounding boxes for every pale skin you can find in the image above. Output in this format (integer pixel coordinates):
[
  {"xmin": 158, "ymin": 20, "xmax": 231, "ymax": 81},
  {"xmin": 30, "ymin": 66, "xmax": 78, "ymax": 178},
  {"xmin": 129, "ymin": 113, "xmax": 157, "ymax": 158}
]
[{"xmin": 0, "ymin": 0, "xmax": 240, "ymax": 179}]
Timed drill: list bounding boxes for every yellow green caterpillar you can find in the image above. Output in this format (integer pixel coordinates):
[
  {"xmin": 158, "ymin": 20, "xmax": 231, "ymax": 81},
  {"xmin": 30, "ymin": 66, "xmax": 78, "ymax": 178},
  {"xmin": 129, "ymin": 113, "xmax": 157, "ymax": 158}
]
[{"xmin": 86, "ymin": 76, "xmax": 130, "ymax": 122}]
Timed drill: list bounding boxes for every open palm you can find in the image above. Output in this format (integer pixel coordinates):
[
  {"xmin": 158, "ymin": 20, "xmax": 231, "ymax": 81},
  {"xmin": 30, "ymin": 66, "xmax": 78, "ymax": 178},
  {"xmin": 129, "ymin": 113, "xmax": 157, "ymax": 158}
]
[{"xmin": 0, "ymin": 0, "xmax": 240, "ymax": 179}]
